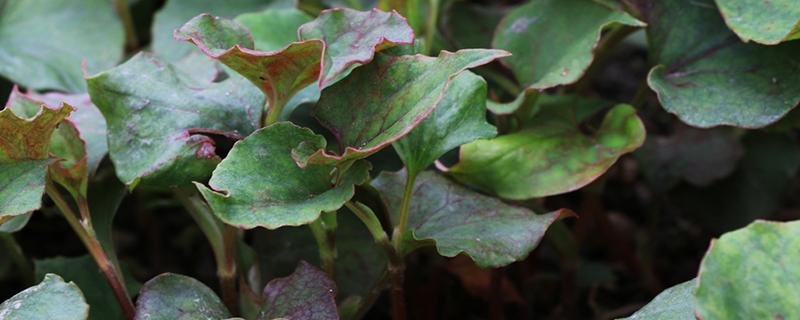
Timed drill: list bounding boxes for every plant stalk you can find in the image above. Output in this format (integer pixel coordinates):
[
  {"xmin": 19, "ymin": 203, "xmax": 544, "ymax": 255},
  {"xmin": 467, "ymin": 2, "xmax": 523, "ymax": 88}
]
[
  {"xmin": 310, "ymin": 217, "xmax": 337, "ymax": 277},
  {"xmin": 392, "ymin": 171, "xmax": 417, "ymax": 254},
  {"xmin": 46, "ymin": 182, "xmax": 135, "ymax": 320},
  {"xmin": 112, "ymin": 0, "xmax": 139, "ymax": 52},
  {"xmin": 0, "ymin": 232, "xmax": 34, "ymax": 285},
  {"xmin": 261, "ymin": 96, "xmax": 287, "ymax": 128},
  {"xmin": 424, "ymin": 0, "xmax": 441, "ymax": 55}
]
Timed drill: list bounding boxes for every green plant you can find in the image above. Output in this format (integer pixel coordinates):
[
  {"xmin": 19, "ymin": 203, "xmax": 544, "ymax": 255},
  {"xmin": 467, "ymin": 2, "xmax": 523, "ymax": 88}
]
[{"xmin": 1, "ymin": 0, "xmax": 799, "ymax": 319}]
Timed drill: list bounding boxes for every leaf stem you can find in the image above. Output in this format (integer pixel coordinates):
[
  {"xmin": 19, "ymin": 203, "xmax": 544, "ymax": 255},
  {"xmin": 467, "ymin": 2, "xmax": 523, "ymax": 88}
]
[
  {"xmin": 309, "ymin": 217, "xmax": 337, "ymax": 277},
  {"xmin": 0, "ymin": 232, "xmax": 34, "ymax": 285},
  {"xmin": 424, "ymin": 0, "xmax": 441, "ymax": 55},
  {"xmin": 261, "ymin": 96, "xmax": 287, "ymax": 128},
  {"xmin": 173, "ymin": 187, "xmax": 239, "ymax": 314},
  {"xmin": 46, "ymin": 181, "xmax": 135, "ymax": 320},
  {"xmin": 392, "ymin": 171, "xmax": 417, "ymax": 255},
  {"xmin": 112, "ymin": 0, "xmax": 139, "ymax": 52}
]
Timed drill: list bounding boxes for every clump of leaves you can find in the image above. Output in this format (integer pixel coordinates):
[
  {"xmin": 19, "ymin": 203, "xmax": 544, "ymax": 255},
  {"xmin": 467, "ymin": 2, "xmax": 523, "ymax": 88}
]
[{"xmin": 1, "ymin": 0, "xmax": 799, "ymax": 319}]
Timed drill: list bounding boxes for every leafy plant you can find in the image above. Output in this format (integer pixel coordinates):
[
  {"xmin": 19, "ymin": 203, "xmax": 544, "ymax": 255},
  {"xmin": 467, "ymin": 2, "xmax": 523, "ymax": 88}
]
[{"xmin": 1, "ymin": 0, "xmax": 799, "ymax": 319}]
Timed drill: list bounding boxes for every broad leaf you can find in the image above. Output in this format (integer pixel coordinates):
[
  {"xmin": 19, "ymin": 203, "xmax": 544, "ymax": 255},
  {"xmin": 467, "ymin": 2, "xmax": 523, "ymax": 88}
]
[
  {"xmin": 151, "ymin": 0, "xmax": 291, "ymax": 62},
  {"xmin": 393, "ymin": 72, "xmax": 496, "ymax": 176},
  {"xmin": 715, "ymin": 0, "xmax": 800, "ymax": 44},
  {"xmin": 258, "ymin": 261, "xmax": 338, "ymax": 320},
  {"xmin": 295, "ymin": 49, "xmax": 509, "ymax": 167},
  {"xmin": 0, "ymin": 213, "xmax": 31, "ymax": 233},
  {"xmin": 196, "ymin": 122, "xmax": 370, "ymax": 229},
  {"xmin": 0, "ymin": 100, "xmax": 71, "ymax": 222},
  {"xmin": 696, "ymin": 220, "xmax": 800, "ymax": 319},
  {"xmin": 449, "ymin": 96, "xmax": 645, "ymax": 199},
  {"xmin": 0, "ymin": 273, "xmax": 89, "ymax": 320},
  {"xmin": 620, "ymin": 280, "xmax": 696, "ymax": 320},
  {"xmin": 87, "ymin": 53, "xmax": 263, "ymax": 188},
  {"xmin": 297, "ymin": 8, "xmax": 415, "ymax": 88},
  {"xmin": 236, "ymin": 9, "xmax": 313, "ymax": 52},
  {"xmin": 646, "ymin": 0, "xmax": 800, "ymax": 128},
  {"xmin": 441, "ymin": 2, "xmax": 506, "ymax": 50},
  {"xmin": 373, "ymin": 170, "xmax": 574, "ymax": 267},
  {"xmin": 135, "ymin": 273, "xmax": 230, "ymax": 320},
  {"xmin": 0, "ymin": 0, "xmax": 123, "ymax": 92},
  {"xmin": 35, "ymin": 256, "xmax": 140, "ymax": 320},
  {"xmin": 493, "ymin": 0, "xmax": 644, "ymax": 89}
]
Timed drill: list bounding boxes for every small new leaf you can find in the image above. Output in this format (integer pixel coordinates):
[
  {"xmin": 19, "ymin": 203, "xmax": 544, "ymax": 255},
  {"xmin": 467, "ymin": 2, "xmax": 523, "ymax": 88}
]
[
  {"xmin": 258, "ymin": 261, "xmax": 338, "ymax": 320},
  {"xmin": 619, "ymin": 280, "xmax": 696, "ymax": 320},
  {"xmin": 0, "ymin": 274, "xmax": 89, "ymax": 320},
  {"xmin": 135, "ymin": 273, "xmax": 230, "ymax": 320}
]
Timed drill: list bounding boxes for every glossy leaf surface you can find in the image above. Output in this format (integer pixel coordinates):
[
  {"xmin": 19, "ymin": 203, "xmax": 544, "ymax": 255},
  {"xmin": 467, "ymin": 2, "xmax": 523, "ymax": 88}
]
[
  {"xmin": 450, "ymin": 96, "xmax": 645, "ymax": 199},
  {"xmin": 0, "ymin": 0, "xmax": 124, "ymax": 92},
  {"xmin": 620, "ymin": 280, "xmax": 696, "ymax": 320},
  {"xmin": 196, "ymin": 122, "xmax": 370, "ymax": 229},
  {"xmin": 135, "ymin": 273, "xmax": 230, "ymax": 320},
  {"xmin": 298, "ymin": 8, "xmax": 415, "ymax": 88},
  {"xmin": 296, "ymin": 49, "xmax": 509, "ymax": 167},
  {"xmin": 493, "ymin": 0, "xmax": 643, "ymax": 89},
  {"xmin": 647, "ymin": 0, "xmax": 800, "ymax": 128},
  {"xmin": 258, "ymin": 261, "xmax": 338, "ymax": 320},
  {"xmin": 373, "ymin": 170, "xmax": 573, "ymax": 267},
  {"xmin": 393, "ymin": 72, "xmax": 496, "ymax": 176},
  {"xmin": 87, "ymin": 53, "xmax": 263, "ymax": 188},
  {"xmin": 696, "ymin": 220, "xmax": 800, "ymax": 319},
  {"xmin": 715, "ymin": 0, "xmax": 800, "ymax": 44},
  {"xmin": 0, "ymin": 274, "xmax": 88, "ymax": 320}
]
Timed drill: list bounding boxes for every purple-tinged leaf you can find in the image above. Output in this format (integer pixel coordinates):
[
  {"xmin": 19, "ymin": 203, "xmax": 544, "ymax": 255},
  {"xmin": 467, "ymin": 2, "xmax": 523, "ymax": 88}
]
[
  {"xmin": 293, "ymin": 49, "xmax": 509, "ymax": 167},
  {"xmin": 258, "ymin": 261, "xmax": 338, "ymax": 320},
  {"xmin": 135, "ymin": 273, "xmax": 230, "ymax": 320}
]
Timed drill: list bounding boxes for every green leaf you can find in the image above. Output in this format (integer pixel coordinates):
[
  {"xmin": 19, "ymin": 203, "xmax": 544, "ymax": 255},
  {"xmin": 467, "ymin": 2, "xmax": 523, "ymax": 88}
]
[
  {"xmin": 0, "ymin": 0, "xmax": 123, "ymax": 92},
  {"xmin": 294, "ymin": 49, "xmax": 509, "ymax": 167},
  {"xmin": 0, "ymin": 100, "xmax": 71, "ymax": 222},
  {"xmin": 258, "ymin": 261, "xmax": 338, "ymax": 320},
  {"xmin": 715, "ymin": 0, "xmax": 800, "ymax": 45},
  {"xmin": 297, "ymin": 8, "xmax": 415, "ymax": 88},
  {"xmin": 393, "ymin": 72, "xmax": 496, "ymax": 176},
  {"xmin": 196, "ymin": 122, "xmax": 370, "ymax": 229},
  {"xmin": 0, "ymin": 213, "xmax": 31, "ymax": 233},
  {"xmin": 151, "ymin": 0, "xmax": 291, "ymax": 62},
  {"xmin": 236, "ymin": 9, "xmax": 313, "ymax": 52},
  {"xmin": 441, "ymin": 2, "xmax": 506, "ymax": 50},
  {"xmin": 619, "ymin": 280, "xmax": 696, "ymax": 320},
  {"xmin": 646, "ymin": 0, "xmax": 800, "ymax": 128},
  {"xmin": 135, "ymin": 273, "xmax": 231, "ymax": 320},
  {"xmin": 0, "ymin": 273, "xmax": 89, "ymax": 320},
  {"xmin": 87, "ymin": 52, "xmax": 264, "ymax": 188},
  {"xmin": 373, "ymin": 170, "xmax": 573, "ymax": 267},
  {"xmin": 449, "ymin": 96, "xmax": 645, "ymax": 199},
  {"xmin": 696, "ymin": 220, "xmax": 800, "ymax": 319},
  {"xmin": 35, "ymin": 256, "xmax": 140, "ymax": 320},
  {"xmin": 492, "ymin": 0, "xmax": 643, "ymax": 90}
]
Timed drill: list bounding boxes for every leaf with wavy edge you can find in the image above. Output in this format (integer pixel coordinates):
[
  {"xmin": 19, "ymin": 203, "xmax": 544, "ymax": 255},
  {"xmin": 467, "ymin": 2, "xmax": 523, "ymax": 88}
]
[
  {"xmin": 695, "ymin": 220, "xmax": 800, "ymax": 319},
  {"xmin": 196, "ymin": 122, "xmax": 370, "ymax": 229},
  {"xmin": 293, "ymin": 49, "xmax": 509, "ymax": 167},
  {"xmin": 449, "ymin": 96, "xmax": 645, "ymax": 199},
  {"xmin": 373, "ymin": 170, "xmax": 574, "ymax": 267},
  {"xmin": 298, "ymin": 8, "xmax": 415, "ymax": 88},
  {"xmin": 0, "ymin": 274, "xmax": 89, "ymax": 320},
  {"xmin": 646, "ymin": 0, "xmax": 800, "ymax": 128},
  {"xmin": 257, "ymin": 261, "xmax": 337, "ymax": 320},
  {"xmin": 0, "ymin": 98, "xmax": 71, "ymax": 222},
  {"xmin": 716, "ymin": 0, "xmax": 800, "ymax": 45},
  {"xmin": 135, "ymin": 273, "xmax": 230, "ymax": 320},
  {"xmin": 87, "ymin": 52, "xmax": 263, "ymax": 188},
  {"xmin": 492, "ymin": 0, "xmax": 644, "ymax": 90}
]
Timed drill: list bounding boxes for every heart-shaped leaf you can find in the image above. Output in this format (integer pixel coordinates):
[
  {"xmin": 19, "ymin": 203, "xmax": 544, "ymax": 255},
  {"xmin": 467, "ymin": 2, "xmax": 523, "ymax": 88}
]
[
  {"xmin": 236, "ymin": 9, "xmax": 313, "ymax": 52},
  {"xmin": 695, "ymin": 220, "xmax": 800, "ymax": 319},
  {"xmin": 135, "ymin": 273, "xmax": 231, "ymax": 320},
  {"xmin": 294, "ymin": 49, "xmax": 509, "ymax": 167},
  {"xmin": 35, "ymin": 256, "xmax": 140, "ymax": 320},
  {"xmin": 715, "ymin": 0, "xmax": 800, "ymax": 45},
  {"xmin": 151, "ymin": 0, "xmax": 291, "ymax": 62},
  {"xmin": 87, "ymin": 52, "xmax": 264, "ymax": 188},
  {"xmin": 493, "ymin": 0, "xmax": 644, "ymax": 90},
  {"xmin": 0, "ymin": 273, "xmax": 89, "ymax": 320},
  {"xmin": 0, "ymin": 99, "xmax": 72, "ymax": 223},
  {"xmin": 297, "ymin": 8, "xmax": 415, "ymax": 88},
  {"xmin": 646, "ymin": 0, "xmax": 800, "ymax": 128},
  {"xmin": 196, "ymin": 122, "xmax": 370, "ymax": 229},
  {"xmin": 373, "ymin": 170, "xmax": 575, "ymax": 267},
  {"xmin": 258, "ymin": 261, "xmax": 338, "ymax": 320},
  {"xmin": 393, "ymin": 72, "xmax": 496, "ymax": 177},
  {"xmin": 0, "ymin": 0, "xmax": 124, "ymax": 92},
  {"xmin": 620, "ymin": 279, "xmax": 696, "ymax": 320},
  {"xmin": 449, "ymin": 96, "xmax": 645, "ymax": 199}
]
